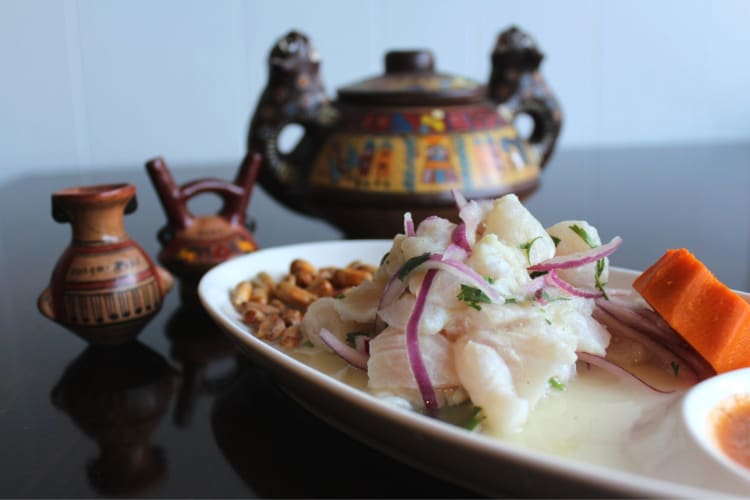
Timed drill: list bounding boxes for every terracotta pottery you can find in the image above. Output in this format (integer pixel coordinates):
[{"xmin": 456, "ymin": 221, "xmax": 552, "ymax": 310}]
[
  {"xmin": 145, "ymin": 152, "xmax": 261, "ymax": 300},
  {"xmin": 38, "ymin": 183, "xmax": 174, "ymax": 345},
  {"xmin": 248, "ymin": 26, "xmax": 562, "ymax": 238}
]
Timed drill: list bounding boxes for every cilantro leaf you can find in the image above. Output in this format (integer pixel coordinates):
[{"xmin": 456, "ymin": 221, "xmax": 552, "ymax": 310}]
[
  {"xmin": 519, "ymin": 236, "xmax": 542, "ymax": 265},
  {"xmin": 463, "ymin": 406, "xmax": 486, "ymax": 431},
  {"xmin": 397, "ymin": 253, "xmax": 430, "ymax": 281},
  {"xmin": 569, "ymin": 224, "xmax": 597, "ymax": 248},
  {"xmin": 549, "ymin": 376, "xmax": 566, "ymax": 391},
  {"xmin": 551, "ymin": 235, "xmax": 561, "ymax": 247},
  {"xmin": 457, "ymin": 284, "xmax": 492, "ymax": 311},
  {"xmin": 346, "ymin": 332, "xmax": 371, "ymax": 347}
]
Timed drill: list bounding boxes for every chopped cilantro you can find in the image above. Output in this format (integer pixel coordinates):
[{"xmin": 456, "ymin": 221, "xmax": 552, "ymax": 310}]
[
  {"xmin": 671, "ymin": 361, "xmax": 680, "ymax": 376},
  {"xmin": 380, "ymin": 251, "xmax": 390, "ymax": 266},
  {"xmin": 519, "ymin": 236, "xmax": 542, "ymax": 265},
  {"xmin": 397, "ymin": 253, "xmax": 430, "ymax": 281},
  {"xmin": 463, "ymin": 406, "xmax": 486, "ymax": 431},
  {"xmin": 457, "ymin": 285, "xmax": 492, "ymax": 311},
  {"xmin": 504, "ymin": 297, "xmax": 517, "ymax": 304},
  {"xmin": 485, "ymin": 276, "xmax": 496, "ymax": 284},
  {"xmin": 551, "ymin": 235, "xmax": 561, "ymax": 247},
  {"xmin": 529, "ymin": 270, "xmax": 548, "ymax": 279},
  {"xmin": 544, "ymin": 318, "xmax": 552, "ymax": 325},
  {"xmin": 302, "ymin": 340, "xmax": 314, "ymax": 348},
  {"xmin": 549, "ymin": 376, "xmax": 566, "ymax": 391},
  {"xmin": 346, "ymin": 332, "xmax": 370, "ymax": 347},
  {"xmin": 570, "ymin": 224, "xmax": 610, "ymax": 300},
  {"xmin": 569, "ymin": 224, "xmax": 597, "ymax": 248},
  {"xmin": 335, "ymin": 293, "xmax": 346, "ymax": 299}
]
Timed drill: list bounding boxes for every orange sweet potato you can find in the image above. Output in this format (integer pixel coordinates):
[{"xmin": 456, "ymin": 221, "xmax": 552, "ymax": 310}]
[{"xmin": 632, "ymin": 248, "xmax": 750, "ymax": 374}]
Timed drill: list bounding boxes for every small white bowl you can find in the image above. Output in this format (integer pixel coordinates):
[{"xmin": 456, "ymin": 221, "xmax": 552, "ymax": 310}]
[{"xmin": 682, "ymin": 367, "xmax": 750, "ymax": 483}]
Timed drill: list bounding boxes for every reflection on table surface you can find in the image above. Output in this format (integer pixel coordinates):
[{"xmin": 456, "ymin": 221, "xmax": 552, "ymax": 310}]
[{"xmin": 1, "ymin": 143, "xmax": 749, "ymax": 497}]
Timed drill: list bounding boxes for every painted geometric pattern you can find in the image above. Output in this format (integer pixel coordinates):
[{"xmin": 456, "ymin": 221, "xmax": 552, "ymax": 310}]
[
  {"xmin": 62, "ymin": 277, "xmax": 162, "ymax": 326},
  {"xmin": 310, "ymin": 127, "xmax": 539, "ymax": 193}
]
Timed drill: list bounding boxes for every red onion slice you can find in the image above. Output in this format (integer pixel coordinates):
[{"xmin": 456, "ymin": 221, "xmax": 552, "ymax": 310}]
[
  {"xmin": 528, "ymin": 236, "xmax": 623, "ymax": 272},
  {"xmin": 406, "ymin": 269, "xmax": 439, "ymax": 416},
  {"xmin": 403, "ymin": 212, "xmax": 415, "ymax": 237},
  {"xmin": 576, "ymin": 351, "xmax": 676, "ymax": 394},
  {"xmin": 319, "ymin": 328, "xmax": 369, "ymax": 370},
  {"xmin": 422, "ymin": 254, "xmax": 500, "ymax": 302},
  {"xmin": 545, "ymin": 269, "xmax": 604, "ymax": 299},
  {"xmin": 375, "ymin": 272, "xmax": 407, "ymax": 334},
  {"xmin": 451, "ymin": 223, "xmax": 472, "ymax": 253},
  {"xmin": 594, "ymin": 297, "xmax": 715, "ymax": 381}
]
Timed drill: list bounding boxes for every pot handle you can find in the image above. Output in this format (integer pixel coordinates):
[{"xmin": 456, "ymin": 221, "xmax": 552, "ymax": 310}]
[
  {"xmin": 145, "ymin": 153, "xmax": 262, "ymax": 235},
  {"xmin": 488, "ymin": 26, "xmax": 563, "ymax": 169},
  {"xmin": 247, "ymin": 30, "xmax": 332, "ymax": 212}
]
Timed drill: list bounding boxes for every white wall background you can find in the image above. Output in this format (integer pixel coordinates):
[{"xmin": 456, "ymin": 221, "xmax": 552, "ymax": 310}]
[{"xmin": 2, "ymin": 0, "xmax": 750, "ymax": 183}]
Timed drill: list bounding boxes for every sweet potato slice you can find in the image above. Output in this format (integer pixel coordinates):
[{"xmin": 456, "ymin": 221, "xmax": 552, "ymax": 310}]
[{"xmin": 632, "ymin": 248, "xmax": 750, "ymax": 374}]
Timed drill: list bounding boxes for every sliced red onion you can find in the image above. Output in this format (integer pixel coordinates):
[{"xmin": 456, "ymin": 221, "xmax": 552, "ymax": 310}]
[
  {"xmin": 594, "ymin": 297, "xmax": 715, "ymax": 381},
  {"xmin": 403, "ymin": 212, "xmax": 415, "ymax": 237},
  {"xmin": 545, "ymin": 269, "xmax": 604, "ymax": 299},
  {"xmin": 576, "ymin": 351, "xmax": 676, "ymax": 394},
  {"xmin": 458, "ymin": 200, "xmax": 492, "ymax": 247},
  {"xmin": 375, "ymin": 272, "xmax": 407, "ymax": 334},
  {"xmin": 406, "ymin": 269, "xmax": 439, "ymax": 416},
  {"xmin": 442, "ymin": 242, "xmax": 468, "ymax": 262},
  {"xmin": 319, "ymin": 328, "xmax": 368, "ymax": 370},
  {"xmin": 422, "ymin": 254, "xmax": 500, "ymax": 302},
  {"xmin": 451, "ymin": 223, "xmax": 472, "ymax": 253},
  {"xmin": 592, "ymin": 306, "xmax": 698, "ymax": 380},
  {"xmin": 528, "ymin": 236, "xmax": 623, "ymax": 272},
  {"xmin": 451, "ymin": 188, "xmax": 468, "ymax": 209},
  {"xmin": 354, "ymin": 334, "xmax": 370, "ymax": 355},
  {"xmin": 525, "ymin": 275, "xmax": 546, "ymax": 297}
]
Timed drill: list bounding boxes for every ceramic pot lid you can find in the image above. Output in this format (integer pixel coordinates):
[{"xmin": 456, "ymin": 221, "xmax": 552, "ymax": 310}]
[{"xmin": 337, "ymin": 50, "xmax": 485, "ymax": 106}]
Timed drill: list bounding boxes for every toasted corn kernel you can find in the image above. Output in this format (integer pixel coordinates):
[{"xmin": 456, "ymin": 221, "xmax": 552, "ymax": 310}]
[
  {"xmin": 231, "ymin": 281, "xmax": 252, "ymax": 307},
  {"xmin": 258, "ymin": 314, "xmax": 285, "ymax": 340},
  {"xmin": 308, "ymin": 277, "xmax": 335, "ymax": 297},
  {"xmin": 279, "ymin": 325, "xmax": 302, "ymax": 348},
  {"xmin": 332, "ymin": 268, "xmax": 372, "ymax": 288},
  {"xmin": 275, "ymin": 281, "xmax": 318, "ymax": 309}
]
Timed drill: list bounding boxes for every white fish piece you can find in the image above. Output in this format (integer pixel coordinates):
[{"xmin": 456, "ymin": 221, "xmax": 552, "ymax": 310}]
[
  {"xmin": 454, "ymin": 338, "xmax": 530, "ymax": 435},
  {"xmin": 301, "ymin": 297, "xmax": 369, "ymax": 348},
  {"xmin": 483, "ymin": 194, "xmax": 555, "ymax": 265},
  {"xmin": 332, "ymin": 271, "xmax": 389, "ymax": 323},
  {"xmin": 546, "ymin": 220, "xmax": 610, "ymax": 288},
  {"xmin": 377, "ymin": 293, "xmax": 415, "ymax": 331},
  {"xmin": 545, "ymin": 296, "xmax": 610, "ymax": 356},
  {"xmin": 455, "ymin": 314, "xmax": 581, "ymax": 435},
  {"xmin": 367, "ymin": 327, "xmax": 465, "ymax": 407},
  {"xmin": 466, "ymin": 234, "xmax": 531, "ymax": 298}
]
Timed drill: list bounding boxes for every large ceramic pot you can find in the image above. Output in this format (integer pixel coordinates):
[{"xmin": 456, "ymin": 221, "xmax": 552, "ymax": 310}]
[{"xmin": 248, "ymin": 26, "xmax": 562, "ymax": 238}]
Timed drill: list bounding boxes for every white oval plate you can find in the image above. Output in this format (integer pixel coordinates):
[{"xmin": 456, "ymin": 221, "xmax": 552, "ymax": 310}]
[{"xmin": 198, "ymin": 239, "xmax": 750, "ymax": 498}]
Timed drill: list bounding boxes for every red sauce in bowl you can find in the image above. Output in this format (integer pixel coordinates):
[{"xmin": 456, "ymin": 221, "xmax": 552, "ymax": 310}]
[{"xmin": 714, "ymin": 395, "xmax": 750, "ymax": 470}]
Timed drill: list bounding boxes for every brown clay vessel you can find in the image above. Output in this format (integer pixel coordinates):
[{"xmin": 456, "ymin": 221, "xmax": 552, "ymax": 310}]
[
  {"xmin": 248, "ymin": 26, "xmax": 562, "ymax": 238},
  {"xmin": 38, "ymin": 183, "xmax": 174, "ymax": 344},
  {"xmin": 146, "ymin": 152, "xmax": 261, "ymax": 300}
]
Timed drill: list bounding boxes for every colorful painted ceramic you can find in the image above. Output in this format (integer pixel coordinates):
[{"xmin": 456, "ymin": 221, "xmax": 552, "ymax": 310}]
[
  {"xmin": 146, "ymin": 152, "xmax": 261, "ymax": 300},
  {"xmin": 38, "ymin": 183, "xmax": 174, "ymax": 345},
  {"xmin": 248, "ymin": 26, "xmax": 562, "ymax": 237}
]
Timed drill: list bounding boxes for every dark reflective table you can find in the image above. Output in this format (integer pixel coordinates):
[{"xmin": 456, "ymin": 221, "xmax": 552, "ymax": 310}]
[{"xmin": 1, "ymin": 143, "xmax": 749, "ymax": 498}]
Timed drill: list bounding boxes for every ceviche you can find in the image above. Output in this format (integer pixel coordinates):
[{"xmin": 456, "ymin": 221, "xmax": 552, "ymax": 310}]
[{"xmin": 232, "ymin": 192, "xmax": 716, "ymax": 437}]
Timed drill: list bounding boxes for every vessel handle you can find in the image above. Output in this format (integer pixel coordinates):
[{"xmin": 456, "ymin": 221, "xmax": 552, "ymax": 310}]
[
  {"xmin": 488, "ymin": 25, "xmax": 563, "ymax": 168},
  {"xmin": 145, "ymin": 153, "xmax": 262, "ymax": 230}
]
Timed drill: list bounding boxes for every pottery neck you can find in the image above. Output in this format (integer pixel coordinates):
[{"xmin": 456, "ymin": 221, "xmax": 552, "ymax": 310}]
[{"xmin": 52, "ymin": 184, "xmax": 136, "ymax": 245}]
